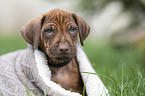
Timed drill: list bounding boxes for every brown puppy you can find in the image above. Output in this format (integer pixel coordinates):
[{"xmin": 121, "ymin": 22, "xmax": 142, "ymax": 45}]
[{"xmin": 21, "ymin": 9, "xmax": 90, "ymax": 94}]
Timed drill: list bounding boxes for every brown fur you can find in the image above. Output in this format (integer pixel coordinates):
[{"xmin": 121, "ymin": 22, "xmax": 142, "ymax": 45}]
[
  {"xmin": 21, "ymin": 9, "xmax": 90, "ymax": 95},
  {"xmin": 50, "ymin": 58, "xmax": 83, "ymax": 94}
]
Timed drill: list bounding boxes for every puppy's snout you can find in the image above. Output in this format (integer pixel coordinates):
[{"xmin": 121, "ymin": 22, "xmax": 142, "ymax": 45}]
[{"xmin": 58, "ymin": 45, "xmax": 69, "ymax": 53}]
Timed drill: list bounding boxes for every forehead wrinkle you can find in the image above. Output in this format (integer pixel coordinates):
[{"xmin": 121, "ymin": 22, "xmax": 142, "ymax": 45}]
[
  {"xmin": 56, "ymin": 14, "xmax": 67, "ymax": 25},
  {"xmin": 44, "ymin": 16, "xmax": 57, "ymax": 25},
  {"xmin": 54, "ymin": 12, "xmax": 71, "ymax": 24},
  {"xmin": 56, "ymin": 16, "xmax": 70, "ymax": 34},
  {"xmin": 44, "ymin": 15, "xmax": 69, "ymax": 27}
]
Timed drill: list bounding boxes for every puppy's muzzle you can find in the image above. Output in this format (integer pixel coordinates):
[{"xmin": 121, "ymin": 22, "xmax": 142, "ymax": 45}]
[{"xmin": 50, "ymin": 44, "xmax": 75, "ymax": 61}]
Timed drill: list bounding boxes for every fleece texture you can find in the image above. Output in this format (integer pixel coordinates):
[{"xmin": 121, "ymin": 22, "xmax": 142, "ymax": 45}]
[{"xmin": 0, "ymin": 43, "xmax": 109, "ymax": 96}]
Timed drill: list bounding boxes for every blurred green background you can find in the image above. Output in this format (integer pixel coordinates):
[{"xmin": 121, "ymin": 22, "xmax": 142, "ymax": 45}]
[{"xmin": 0, "ymin": 0, "xmax": 145, "ymax": 95}]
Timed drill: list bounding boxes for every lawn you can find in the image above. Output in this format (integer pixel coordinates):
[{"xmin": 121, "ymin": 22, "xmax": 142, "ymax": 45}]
[
  {"xmin": 0, "ymin": 35, "xmax": 27, "ymax": 55},
  {"xmin": 0, "ymin": 36, "xmax": 144, "ymax": 95},
  {"xmin": 84, "ymin": 40, "xmax": 145, "ymax": 96}
]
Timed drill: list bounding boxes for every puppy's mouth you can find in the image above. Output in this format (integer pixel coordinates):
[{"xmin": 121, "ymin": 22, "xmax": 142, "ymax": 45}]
[
  {"xmin": 45, "ymin": 47, "xmax": 76, "ymax": 66},
  {"xmin": 48, "ymin": 51, "xmax": 75, "ymax": 61},
  {"xmin": 47, "ymin": 56, "xmax": 72, "ymax": 68},
  {"xmin": 55, "ymin": 56, "xmax": 70, "ymax": 61},
  {"xmin": 50, "ymin": 55, "xmax": 72, "ymax": 61}
]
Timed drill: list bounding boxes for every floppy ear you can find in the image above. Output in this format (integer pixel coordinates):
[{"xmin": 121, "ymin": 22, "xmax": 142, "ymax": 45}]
[
  {"xmin": 72, "ymin": 13, "xmax": 90, "ymax": 46},
  {"xmin": 21, "ymin": 15, "xmax": 43, "ymax": 50}
]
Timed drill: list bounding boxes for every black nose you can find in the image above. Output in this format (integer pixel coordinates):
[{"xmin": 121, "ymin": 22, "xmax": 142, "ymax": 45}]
[{"xmin": 58, "ymin": 45, "xmax": 69, "ymax": 53}]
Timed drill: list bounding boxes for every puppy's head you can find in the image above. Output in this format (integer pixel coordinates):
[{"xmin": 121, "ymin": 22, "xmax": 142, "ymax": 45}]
[{"xmin": 21, "ymin": 9, "xmax": 90, "ymax": 62}]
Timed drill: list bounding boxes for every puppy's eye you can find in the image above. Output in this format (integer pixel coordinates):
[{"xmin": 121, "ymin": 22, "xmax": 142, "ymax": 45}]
[
  {"xmin": 44, "ymin": 28, "xmax": 54, "ymax": 34},
  {"xmin": 69, "ymin": 27, "xmax": 77, "ymax": 33}
]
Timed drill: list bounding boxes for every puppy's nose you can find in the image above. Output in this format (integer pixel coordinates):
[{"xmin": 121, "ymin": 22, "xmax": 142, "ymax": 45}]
[{"xmin": 58, "ymin": 45, "xmax": 69, "ymax": 53}]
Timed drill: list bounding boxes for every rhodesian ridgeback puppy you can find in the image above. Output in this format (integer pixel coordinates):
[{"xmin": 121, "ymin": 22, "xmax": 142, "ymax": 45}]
[{"xmin": 21, "ymin": 9, "xmax": 90, "ymax": 95}]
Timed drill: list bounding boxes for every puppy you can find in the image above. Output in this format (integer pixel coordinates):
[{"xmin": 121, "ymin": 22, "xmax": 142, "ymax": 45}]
[{"xmin": 21, "ymin": 9, "xmax": 90, "ymax": 95}]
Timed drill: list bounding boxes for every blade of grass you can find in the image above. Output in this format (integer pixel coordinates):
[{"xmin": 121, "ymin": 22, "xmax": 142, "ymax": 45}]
[
  {"xmin": 135, "ymin": 72, "xmax": 142, "ymax": 95},
  {"xmin": 121, "ymin": 68, "xmax": 123, "ymax": 96},
  {"xmin": 83, "ymin": 72, "xmax": 90, "ymax": 96},
  {"xmin": 25, "ymin": 90, "xmax": 33, "ymax": 96},
  {"xmin": 82, "ymin": 72, "xmax": 115, "ymax": 84},
  {"xmin": 44, "ymin": 89, "xmax": 47, "ymax": 96},
  {"xmin": 0, "ymin": 91, "xmax": 4, "ymax": 96}
]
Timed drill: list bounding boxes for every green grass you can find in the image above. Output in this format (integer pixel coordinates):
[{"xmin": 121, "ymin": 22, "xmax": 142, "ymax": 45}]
[
  {"xmin": 83, "ymin": 40, "xmax": 145, "ymax": 95},
  {"xmin": 0, "ymin": 35, "xmax": 27, "ymax": 55},
  {"xmin": 0, "ymin": 36, "xmax": 145, "ymax": 95}
]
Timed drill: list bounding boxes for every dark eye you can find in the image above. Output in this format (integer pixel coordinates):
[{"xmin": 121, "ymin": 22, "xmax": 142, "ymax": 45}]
[
  {"xmin": 69, "ymin": 27, "xmax": 77, "ymax": 33},
  {"xmin": 44, "ymin": 28, "xmax": 54, "ymax": 34}
]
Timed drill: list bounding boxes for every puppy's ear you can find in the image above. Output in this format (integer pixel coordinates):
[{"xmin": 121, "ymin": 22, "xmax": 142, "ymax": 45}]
[
  {"xmin": 72, "ymin": 13, "xmax": 90, "ymax": 46},
  {"xmin": 21, "ymin": 15, "xmax": 44, "ymax": 50}
]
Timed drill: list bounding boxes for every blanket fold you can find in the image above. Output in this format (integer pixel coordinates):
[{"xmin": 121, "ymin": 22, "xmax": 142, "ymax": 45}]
[{"xmin": 0, "ymin": 43, "xmax": 109, "ymax": 96}]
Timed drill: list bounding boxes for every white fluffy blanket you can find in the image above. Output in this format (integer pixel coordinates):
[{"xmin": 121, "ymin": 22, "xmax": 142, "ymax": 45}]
[{"xmin": 0, "ymin": 43, "xmax": 109, "ymax": 96}]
